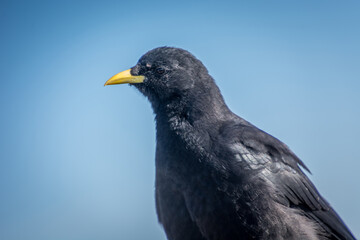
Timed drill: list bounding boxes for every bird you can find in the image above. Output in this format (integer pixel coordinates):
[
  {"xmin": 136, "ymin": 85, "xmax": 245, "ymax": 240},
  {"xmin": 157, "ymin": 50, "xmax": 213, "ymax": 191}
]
[{"xmin": 104, "ymin": 47, "xmax": 356, "ymax": 240}]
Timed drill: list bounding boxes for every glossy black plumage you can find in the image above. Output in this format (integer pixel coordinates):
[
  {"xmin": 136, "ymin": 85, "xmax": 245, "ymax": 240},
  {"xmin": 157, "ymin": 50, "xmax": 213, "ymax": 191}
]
[{"xmin": 125, "ymin": 47, "xmax": 355, "ymax": 240}]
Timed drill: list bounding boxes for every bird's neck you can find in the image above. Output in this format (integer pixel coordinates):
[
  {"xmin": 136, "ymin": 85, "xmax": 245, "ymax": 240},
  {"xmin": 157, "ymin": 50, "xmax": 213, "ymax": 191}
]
[
  {"xmin": 153, "ymin": 85, "xmax": 234, "ymax": 164},
  {"xmin": 154, "ymin": 86, "xmax": 232, "ymax": 132}
]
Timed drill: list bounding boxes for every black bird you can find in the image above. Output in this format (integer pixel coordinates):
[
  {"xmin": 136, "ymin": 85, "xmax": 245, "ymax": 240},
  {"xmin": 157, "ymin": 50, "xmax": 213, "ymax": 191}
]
[{"xmin": 104, "ymin": 47, "xmax": 355, "ymax": 240}]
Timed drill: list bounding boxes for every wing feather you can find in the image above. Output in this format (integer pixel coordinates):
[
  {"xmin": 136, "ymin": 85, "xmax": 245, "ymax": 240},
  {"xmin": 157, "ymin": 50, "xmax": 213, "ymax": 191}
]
[{"xmin": 219, "ymin": 121, "xmax": 355, "ymax": 240}]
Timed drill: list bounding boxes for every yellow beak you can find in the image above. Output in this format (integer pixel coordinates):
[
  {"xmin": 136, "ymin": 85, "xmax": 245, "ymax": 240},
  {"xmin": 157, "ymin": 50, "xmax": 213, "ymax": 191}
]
[{"xmin": 104, "ymin": 69, "xmax": 145, "ymax": 86}]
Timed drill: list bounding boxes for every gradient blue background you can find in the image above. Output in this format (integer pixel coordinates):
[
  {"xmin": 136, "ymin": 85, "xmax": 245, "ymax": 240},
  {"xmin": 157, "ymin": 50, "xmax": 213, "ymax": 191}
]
[{"xmin": 1, "ymin": 1, "xmax": 359, "ymax": 239}]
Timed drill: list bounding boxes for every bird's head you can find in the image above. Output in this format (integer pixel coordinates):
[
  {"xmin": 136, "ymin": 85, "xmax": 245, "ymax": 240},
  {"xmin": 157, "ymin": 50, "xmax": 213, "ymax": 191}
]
[
  {"xmin": 105, "ymin": 47, "xmax": 213, "ymax": 104},
  {"xmin": 105, "ymin": 47, "xmax": 228, "ymax": 119}
]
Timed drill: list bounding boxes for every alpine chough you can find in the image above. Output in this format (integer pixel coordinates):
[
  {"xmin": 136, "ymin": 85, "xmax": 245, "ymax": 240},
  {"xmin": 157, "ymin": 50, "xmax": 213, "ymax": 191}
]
[{"xmin": 105, "ymin": 47, "xmax": 355, "ymax": 240}]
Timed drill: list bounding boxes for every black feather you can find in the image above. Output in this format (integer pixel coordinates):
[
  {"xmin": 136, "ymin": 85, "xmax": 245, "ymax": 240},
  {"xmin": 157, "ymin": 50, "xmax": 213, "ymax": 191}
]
[{"xmin": 112, "ymin": 47, "xmax": 355, "ymax": 240}]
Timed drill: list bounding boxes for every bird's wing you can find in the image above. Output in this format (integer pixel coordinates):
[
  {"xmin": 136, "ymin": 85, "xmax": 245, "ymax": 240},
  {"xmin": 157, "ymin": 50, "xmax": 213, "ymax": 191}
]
[{"xmin": 218, "ymin": 122, "xmax": 355, "ymax": 240}]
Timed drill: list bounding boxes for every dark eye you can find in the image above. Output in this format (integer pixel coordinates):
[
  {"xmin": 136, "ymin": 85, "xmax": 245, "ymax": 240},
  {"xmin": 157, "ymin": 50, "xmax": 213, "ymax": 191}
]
[{"xmin": 156, "ymin": 67, "xmax": 165, "ymax": 75}]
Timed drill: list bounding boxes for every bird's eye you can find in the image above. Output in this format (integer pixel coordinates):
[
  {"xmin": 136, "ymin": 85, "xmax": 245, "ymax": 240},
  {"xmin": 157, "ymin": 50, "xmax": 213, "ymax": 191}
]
[{"xmin": 156, "ymin": 67, "xmax": 165, "ymax": 75}]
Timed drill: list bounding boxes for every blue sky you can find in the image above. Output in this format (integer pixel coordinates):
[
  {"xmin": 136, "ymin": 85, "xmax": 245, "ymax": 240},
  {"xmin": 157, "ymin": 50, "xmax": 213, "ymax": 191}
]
[{"xmin": 1, "ymin": 1, "xmax": 359, "ymax": 239}]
